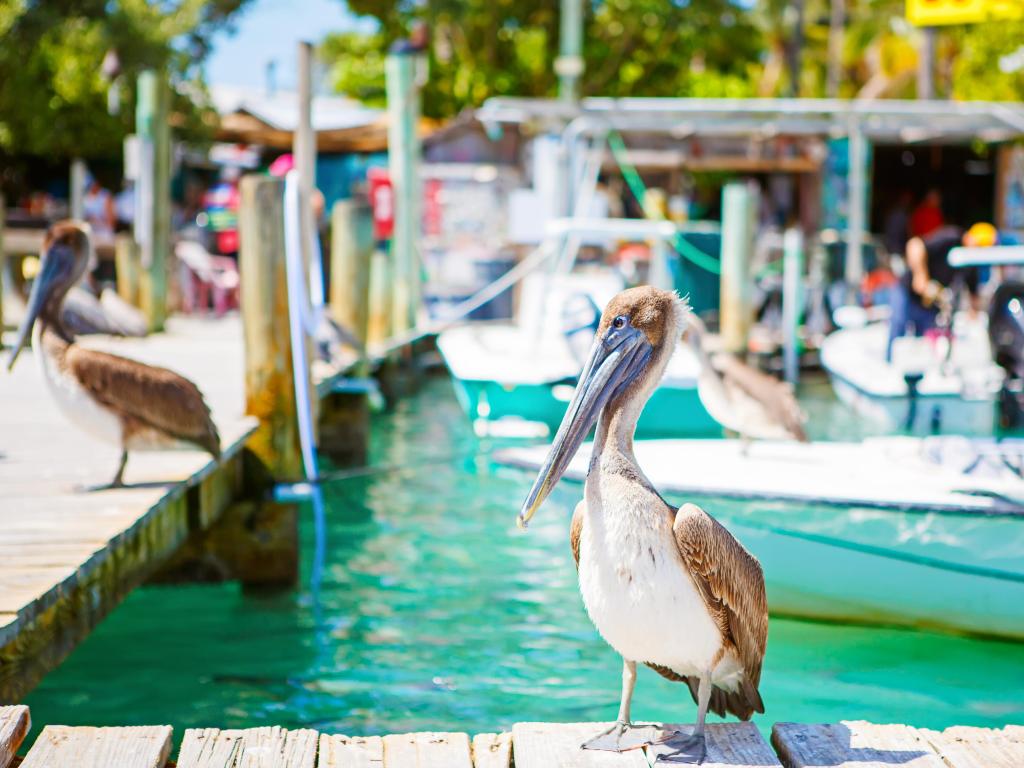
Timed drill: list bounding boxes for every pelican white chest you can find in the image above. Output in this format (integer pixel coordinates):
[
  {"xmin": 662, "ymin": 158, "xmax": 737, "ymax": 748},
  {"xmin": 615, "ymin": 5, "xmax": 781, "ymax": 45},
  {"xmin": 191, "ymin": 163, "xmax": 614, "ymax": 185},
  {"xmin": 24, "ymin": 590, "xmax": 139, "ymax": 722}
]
[{"xmin": 578, "ymin": 464, "xmax": 724, "ymax": 679}]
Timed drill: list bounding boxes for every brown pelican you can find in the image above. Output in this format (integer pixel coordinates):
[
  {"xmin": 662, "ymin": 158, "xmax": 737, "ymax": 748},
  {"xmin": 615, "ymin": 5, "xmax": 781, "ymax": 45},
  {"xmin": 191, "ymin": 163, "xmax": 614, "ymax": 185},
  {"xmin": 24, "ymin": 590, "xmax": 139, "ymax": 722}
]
[
  {"xmin": 7, "ymin": 221, "xmax": 220, "ymax": 488},
  {"xmin": 685, "ymin": 315, "xmax": 807, "ymax": 444},
  {"xmin": 518, "ymin": 287, "xmax": 767, "ymax": 764}
]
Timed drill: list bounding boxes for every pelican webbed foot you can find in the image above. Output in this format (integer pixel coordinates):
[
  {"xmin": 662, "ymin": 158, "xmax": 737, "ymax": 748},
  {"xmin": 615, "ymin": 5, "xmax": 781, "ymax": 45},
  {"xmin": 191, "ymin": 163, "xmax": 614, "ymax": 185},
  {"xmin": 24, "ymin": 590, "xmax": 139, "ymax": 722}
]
[
  {"xmin": 580, "ymin": 722, "xmax": 678, "ymax": 753},
  {"xmin": 653, "ymin": 730, "xmax": 707, "ymax": 764}
]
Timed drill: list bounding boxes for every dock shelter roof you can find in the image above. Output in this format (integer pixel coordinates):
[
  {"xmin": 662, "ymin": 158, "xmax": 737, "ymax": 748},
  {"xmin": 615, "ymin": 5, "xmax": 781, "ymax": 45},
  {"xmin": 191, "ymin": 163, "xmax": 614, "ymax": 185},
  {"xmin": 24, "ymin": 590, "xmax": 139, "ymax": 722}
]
[{"xmin": 476, "ymin": 97, "xmax": 1024, "ymax": 144}]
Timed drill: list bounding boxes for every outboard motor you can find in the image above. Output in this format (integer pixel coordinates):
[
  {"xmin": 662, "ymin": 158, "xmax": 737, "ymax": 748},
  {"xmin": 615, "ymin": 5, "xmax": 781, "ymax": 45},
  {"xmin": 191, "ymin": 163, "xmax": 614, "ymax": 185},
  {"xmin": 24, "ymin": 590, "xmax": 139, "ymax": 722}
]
[{"xmin": 989, "ymin": 281, "xmax": 1024, "ymax": 428}]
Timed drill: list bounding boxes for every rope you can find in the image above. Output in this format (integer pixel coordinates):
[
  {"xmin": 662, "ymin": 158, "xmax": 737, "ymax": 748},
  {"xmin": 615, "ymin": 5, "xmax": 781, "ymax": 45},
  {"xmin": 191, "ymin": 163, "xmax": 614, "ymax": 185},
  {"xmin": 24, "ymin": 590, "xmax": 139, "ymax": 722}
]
[
  {"xmin": 606, "ymin": 131, "xmax": 722, "ymax": 275},
  {"xmin": 369, "ymin": 240, "xmax": 557, "ymax": 359}
]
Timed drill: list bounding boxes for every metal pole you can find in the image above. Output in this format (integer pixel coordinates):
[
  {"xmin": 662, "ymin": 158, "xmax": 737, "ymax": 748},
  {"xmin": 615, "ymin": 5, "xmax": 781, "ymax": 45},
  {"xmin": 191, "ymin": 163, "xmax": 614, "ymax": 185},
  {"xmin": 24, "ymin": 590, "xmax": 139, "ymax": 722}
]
[
  {"xmin": 557, "ymin": 0, "xmax": 584, "ymax": 102},
  {"xmin": 69, "ymin": 159, "xmax": 86, "ymax": 221},
  {"xmin": 782, "ymin": 227, "xmax": 803, "ymax": 385},
  {"xmin": 845, "ymin": 123, "xmax": 867, "ymax": 293},
  {"xmin": 918, "ymin": 27, "xmax": 935, "ymax": 100},
  {"xmin": 295, "ymin": 42, "xmax": 316, "ymax": 275},
  {"xmin": 720, "ymin": 182, "xmax": 757, "ymax": 355},
  {"xmin": 826, "ymin": 0, "xmax": 845, "ymax": 97},
  {"xmin": 385, "ymin": 52, "xmax": 422, "ymax": 334}
]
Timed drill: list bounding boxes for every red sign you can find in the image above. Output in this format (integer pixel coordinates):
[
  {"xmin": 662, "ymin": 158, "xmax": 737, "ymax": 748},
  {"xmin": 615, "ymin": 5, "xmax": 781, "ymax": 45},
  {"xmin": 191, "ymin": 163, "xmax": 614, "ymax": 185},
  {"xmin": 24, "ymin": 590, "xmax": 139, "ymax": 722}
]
[{"xmin": 367, "ymin": 167, "xmax": 394, "ymax": 240}]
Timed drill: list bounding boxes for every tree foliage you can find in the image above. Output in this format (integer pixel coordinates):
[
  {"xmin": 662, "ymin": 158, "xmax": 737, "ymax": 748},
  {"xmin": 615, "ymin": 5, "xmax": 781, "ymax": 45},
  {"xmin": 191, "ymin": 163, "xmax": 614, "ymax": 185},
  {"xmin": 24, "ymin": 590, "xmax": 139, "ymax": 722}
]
[
  {"xmin": 322, "ymin": 0, "xmax": 1024, "ymax": 116},
  {"xmin": 323, "ymin": 0, "xmax": 763, "ymax": 118},
  {"xmin": 0, "ymin": 0, "xmax": 251, "ymax": 160}
]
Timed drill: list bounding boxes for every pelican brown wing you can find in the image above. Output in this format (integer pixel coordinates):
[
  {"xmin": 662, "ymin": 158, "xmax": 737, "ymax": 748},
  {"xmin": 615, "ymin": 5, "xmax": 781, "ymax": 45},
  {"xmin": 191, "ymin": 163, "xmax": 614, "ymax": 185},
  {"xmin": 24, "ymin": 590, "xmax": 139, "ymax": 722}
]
[
  {"xmin": 66, "ymin": 345, "xmax": 221, "ymax": 457},
  {"xmin": 712, "ymin": 354, "xmax": 808, "ymax": 441},
  {"xmin": 667, "ymin": 502, "xmax": 768, "ymax": 720}
]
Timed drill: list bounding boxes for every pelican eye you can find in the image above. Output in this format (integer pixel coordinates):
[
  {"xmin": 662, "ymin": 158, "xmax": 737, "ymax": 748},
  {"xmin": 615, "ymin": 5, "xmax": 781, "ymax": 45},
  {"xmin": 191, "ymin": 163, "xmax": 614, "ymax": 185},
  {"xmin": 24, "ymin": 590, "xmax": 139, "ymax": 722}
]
[{"xmin": 612, "ymin": 315, "xmax": 627, "ymax": 329}]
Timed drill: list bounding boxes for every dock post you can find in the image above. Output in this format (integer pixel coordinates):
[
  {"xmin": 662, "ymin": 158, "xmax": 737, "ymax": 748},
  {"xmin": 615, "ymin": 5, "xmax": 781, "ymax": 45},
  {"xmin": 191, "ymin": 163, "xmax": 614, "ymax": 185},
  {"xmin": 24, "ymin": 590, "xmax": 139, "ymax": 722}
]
[
  {"xmin": 114, "ymin": 233, "xmax": 141, "ymax": 308},
  {"xmin": 366, "ymin": 247, "xmax": 393, "ymax": 349},
  {"xmin": 135, "ymin": 70, "xmax": 170, "ymax": 332},
  {"xmin": 239, "ymin": 175, "xmax": 302, "ymax": 480},
  {"xmin": 845, "ymin": 122, "xmax": 868, "ymax": 295},
  {"xmin": 385, "ymin": 50, "xmax": 422, "ymax": 336},
  {"xmin": 69, "ymin": 158, "xmax": 86, "ymax": 220},
  {"xmin": 782, "ymin": 227, "xmax": 804, "ymax": 385},
  {"xmin": 720, "ymin": 182, "xmax": 757, "ymax": 355},
  {"xmin": 329, "ymin": 200, "xmax": 374, "ymax": 352}
]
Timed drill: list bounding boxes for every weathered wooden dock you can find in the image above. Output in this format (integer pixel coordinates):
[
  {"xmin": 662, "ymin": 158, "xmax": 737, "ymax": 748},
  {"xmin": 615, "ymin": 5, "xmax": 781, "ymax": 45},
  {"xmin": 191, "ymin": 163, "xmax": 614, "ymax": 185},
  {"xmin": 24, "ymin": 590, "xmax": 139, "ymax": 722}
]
[
  {"xmin": 0, "ymin": 706, "xmax": 1021, "ymax": 767},
  {"xmin": 0, "ymin": 175, "xmax": 380, "ymax": 703}
]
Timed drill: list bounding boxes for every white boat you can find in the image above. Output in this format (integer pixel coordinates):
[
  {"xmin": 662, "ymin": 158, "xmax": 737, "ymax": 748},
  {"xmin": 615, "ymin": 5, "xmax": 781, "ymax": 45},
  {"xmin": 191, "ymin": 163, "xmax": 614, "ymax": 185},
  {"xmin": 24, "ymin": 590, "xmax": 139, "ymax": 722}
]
[
  {"xmin": 438, "ymin": 270, "xmax": 718, "ymax": 438},
  {"xmin": 496, "ymin": 436, "xmax": 1024, "ymax": 638},
  {"xmin": 821, "ymin": 312, "xmax": 1004, "ymax": 434}
]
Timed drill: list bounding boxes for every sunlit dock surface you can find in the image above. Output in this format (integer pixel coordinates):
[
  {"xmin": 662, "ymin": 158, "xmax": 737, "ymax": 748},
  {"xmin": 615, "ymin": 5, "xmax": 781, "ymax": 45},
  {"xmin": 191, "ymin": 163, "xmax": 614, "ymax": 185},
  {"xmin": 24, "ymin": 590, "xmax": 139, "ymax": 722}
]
[
  {"xmin": 1, "ymin": 705, "xmax": 1022, "ymax": 766},
  {"xmin": 0, "ymin": 313, "xmax": 374, "ymax": 704}
]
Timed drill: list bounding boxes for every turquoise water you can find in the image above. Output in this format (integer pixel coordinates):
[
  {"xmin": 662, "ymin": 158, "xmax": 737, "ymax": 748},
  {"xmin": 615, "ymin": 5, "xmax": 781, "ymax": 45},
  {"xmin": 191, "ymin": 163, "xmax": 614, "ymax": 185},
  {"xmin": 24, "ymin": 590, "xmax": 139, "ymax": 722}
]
[{"xmin": 24, "ymin": 376, "xmax": 1024, "ymax": 739}]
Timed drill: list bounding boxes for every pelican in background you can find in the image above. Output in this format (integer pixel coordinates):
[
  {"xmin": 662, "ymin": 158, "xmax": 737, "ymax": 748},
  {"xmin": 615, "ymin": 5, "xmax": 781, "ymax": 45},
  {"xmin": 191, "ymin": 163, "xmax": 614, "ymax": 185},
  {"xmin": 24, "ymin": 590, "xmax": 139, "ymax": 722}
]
[
  {"xmin": 519, "ymin": 287, "xmax": 767, "ymax": 764},
  {"xmin": 685, "ymin": 314, "xmax": 807, "ymax": 444},
  {"xmin": 7, "ymin": 221, "xmax": 220, "ymax": 488}
]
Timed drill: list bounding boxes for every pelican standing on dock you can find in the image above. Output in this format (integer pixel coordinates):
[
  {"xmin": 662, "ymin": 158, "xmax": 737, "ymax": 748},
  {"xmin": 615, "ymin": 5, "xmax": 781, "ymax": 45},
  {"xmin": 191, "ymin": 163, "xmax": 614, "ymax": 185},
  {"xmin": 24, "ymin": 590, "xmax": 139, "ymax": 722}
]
[
  {"xmin": 518, "ymin": 287, "xmax": 767, "ymax": 764},
  {"xmin": 685, "ymin": 314, "xmax": 807, "ymax": 444},
  {"xmin": 7, "ymin": 221, "xmax": 220, "ymax": 487}
]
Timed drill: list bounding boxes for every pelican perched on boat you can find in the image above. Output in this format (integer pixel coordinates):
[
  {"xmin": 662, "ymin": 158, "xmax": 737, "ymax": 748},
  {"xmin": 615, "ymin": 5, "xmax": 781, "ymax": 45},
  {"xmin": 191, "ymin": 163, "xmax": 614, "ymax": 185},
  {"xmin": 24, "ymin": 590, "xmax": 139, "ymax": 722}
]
[
  {"xmin": 685, "ymin": 314, "xmax": 807, "ymax": 444},
  {"xmin": 518, "ymin": 287, "xmax": 767, "ymax": 763},
  {"xmin": 7, "ymin": 221, "xmax": 220, "ymax": 488}
]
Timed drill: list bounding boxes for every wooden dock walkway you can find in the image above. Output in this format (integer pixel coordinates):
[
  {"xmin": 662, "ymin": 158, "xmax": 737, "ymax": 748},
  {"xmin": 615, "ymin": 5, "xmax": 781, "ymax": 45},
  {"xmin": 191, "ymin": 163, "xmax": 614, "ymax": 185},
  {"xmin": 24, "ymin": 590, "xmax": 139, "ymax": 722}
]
[
  {"xmin": 0, "ymin": 315, "xmax": 354, "ymax": 703},
  {"xmin": 0, "ymin": 706, "xmax": 1021, "ymax": 767}
]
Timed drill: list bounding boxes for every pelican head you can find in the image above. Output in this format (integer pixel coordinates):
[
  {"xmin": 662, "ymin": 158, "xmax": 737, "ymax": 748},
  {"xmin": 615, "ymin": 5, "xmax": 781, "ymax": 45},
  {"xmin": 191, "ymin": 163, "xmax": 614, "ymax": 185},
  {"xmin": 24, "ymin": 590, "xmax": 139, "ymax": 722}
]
[
  {"xmin": 8, "ymin": 220, "xmax": 92, "ymax": 371},
  {"xmin": 518, "ymin": 286, "xmax": 688, "ymax": 528}
]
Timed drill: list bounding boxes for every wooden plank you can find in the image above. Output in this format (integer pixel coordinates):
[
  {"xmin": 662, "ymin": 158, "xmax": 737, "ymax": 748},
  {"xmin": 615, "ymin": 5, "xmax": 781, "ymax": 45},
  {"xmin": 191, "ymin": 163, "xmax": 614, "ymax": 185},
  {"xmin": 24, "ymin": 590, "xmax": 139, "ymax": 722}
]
[
  {"xmin": 0, "ymin": 705, "xmax": 30, "ymax": 768},
  {"xmin": 317, "ymin": 734, "xmax": 384, "ymax": 767},
  {"xmin": 772, "ymin": 721, "xmax": 946, "ymax": 768},
  {"xmin": 20, "ymin": 725, "xmax": 171, "ymax": 768},
  {"xmin": 512, "ymin": 723, "xmax": 650, "ymax": 768},
  {"xmin": 923, "ymin": 725, "xmax": 1024, "ymax": 768},
  {"xmin": 647, "ymin": 722, "xmax": 780, "ymax": 767},
  {"xmin": 381, "ymin": 732, "xmax": 472, "ymax": 768},
  {"xmin": 471, "ymin": 732, "xmax": 511, "ymax": 768},
  {"xmin": 177, "ymin": 726, "xmax": 318, "ymax": 767}
]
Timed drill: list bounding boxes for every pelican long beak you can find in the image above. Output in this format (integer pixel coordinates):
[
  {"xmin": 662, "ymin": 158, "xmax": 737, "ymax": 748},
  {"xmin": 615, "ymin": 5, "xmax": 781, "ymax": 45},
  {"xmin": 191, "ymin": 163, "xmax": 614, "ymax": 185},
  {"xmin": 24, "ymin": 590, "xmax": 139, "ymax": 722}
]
[
  {"xmin": 7, "ymin": 241, "xmax": 74, "ymax": 371},
  {"xmin": 517, "ymin": 325, "xmax": 652, "ymax": 528}
]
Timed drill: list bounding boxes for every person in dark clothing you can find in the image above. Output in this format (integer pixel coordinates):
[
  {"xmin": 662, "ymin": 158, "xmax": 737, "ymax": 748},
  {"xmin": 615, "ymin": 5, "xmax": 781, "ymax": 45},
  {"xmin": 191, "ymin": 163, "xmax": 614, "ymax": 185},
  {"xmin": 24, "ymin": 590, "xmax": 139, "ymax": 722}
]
[{"xmin": 886, "ymin": 223, "xmax": 994, "ymax": 360}]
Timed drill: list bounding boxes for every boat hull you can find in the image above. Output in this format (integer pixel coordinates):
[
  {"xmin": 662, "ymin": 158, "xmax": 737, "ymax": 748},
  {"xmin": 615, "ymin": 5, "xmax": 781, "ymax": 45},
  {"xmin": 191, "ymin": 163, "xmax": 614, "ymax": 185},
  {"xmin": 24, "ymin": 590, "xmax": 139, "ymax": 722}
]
[
  {"xmin": 452, "ymin": 376, "xmax": 720, "ymax": 438},
  {"xmin": 729, "ymin": 516, "xmax": 1024, "ymax": 639}
]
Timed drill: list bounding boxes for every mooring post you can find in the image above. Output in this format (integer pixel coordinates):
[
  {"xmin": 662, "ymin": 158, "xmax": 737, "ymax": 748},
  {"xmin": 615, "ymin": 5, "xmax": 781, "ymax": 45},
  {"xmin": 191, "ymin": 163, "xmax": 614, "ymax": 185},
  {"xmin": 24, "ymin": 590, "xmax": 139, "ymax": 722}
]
[
  {"xmin": 114, "ymin": 233, "xmax": 141, "ymax": 308},
  {"xmin": 329, "ymin": 200, "xmax": 374, "ymax": 351},
  {"xmin": 385, "ymin": 51, "xmax": 422, "ymax": 336},
  {"xmin": 720, "ymin": 182, "xmax": 757, "ymax": 355},
  {"xmin": 239, "ymin": 175, "xmax": 303, "ymax": 480},
  {"xmin": 135, "ymin": 70, "xmax": 170, "ymax": 332},
  {"xmin": 366, "ymin": 247, "xmax": 393, "ymax": 349},
  {"xmin": 782, "ymin": 227, "xmax": 804, "ymax": 385}
]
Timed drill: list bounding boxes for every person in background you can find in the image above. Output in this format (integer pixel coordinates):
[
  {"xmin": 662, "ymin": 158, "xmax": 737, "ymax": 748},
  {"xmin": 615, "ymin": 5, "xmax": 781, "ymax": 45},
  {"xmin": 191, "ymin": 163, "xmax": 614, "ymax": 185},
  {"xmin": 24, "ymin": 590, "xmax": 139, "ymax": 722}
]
[
  {"xmin": 883, "ymin": 189, "xmax": 912, "ymax": 255},
  {"xmin": 886, "ymin": 222, "xmax": 995, "ymax": 360},
  {"xmin": 202, "ymin": 167, "xmax": 241, "ymax": 258},
  {"xmin": 114, "ymin": 181, "xmax": 135, "ymax": 233},
  {"xmin": 82, "ymin": 177, "xmax": 115, "ymax": 236},
  {"xmin": 909, "ymin": 188, "xmax": 944, "ymax": 238}
]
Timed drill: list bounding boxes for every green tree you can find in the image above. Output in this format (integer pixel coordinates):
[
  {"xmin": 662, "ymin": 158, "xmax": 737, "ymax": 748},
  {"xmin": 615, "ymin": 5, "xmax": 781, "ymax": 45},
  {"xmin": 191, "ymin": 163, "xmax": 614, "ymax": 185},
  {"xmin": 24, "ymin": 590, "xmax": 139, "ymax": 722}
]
[
  {"xmin": 0, "ymin": 0, "xmax": 252, "ymax": 160},
  {"xmin": 322, "ymin": 0, "xmax": 764, "ymax": 118}
]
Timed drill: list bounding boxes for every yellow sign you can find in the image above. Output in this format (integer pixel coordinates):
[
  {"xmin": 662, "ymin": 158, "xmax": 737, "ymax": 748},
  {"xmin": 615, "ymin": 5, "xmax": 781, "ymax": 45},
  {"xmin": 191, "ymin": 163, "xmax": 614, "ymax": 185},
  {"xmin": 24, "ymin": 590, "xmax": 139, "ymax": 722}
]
[{"xmin": 907, "ymin": 0, "xmax": 1024, "ymax": 25}]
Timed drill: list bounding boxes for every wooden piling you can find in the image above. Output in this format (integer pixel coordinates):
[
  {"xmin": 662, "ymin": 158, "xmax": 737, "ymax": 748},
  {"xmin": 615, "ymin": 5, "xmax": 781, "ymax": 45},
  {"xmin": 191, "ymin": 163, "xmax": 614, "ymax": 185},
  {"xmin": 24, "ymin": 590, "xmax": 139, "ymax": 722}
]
[
  {"xmin": 720, "ymin": 182, "xmax": 757, "ymax": 355},
  {"xmin": 239, "ymin": 175, "xmax": 303, "ymax": 482},
  {"xmin": 329, "ymin": 200, "xmax": 374, "ymax": 348},
  {"xmin": 135, "ymin": 70, "xmax": 170, "ymax": 332},
  {"xmin": 114, "ymin": 233, "xmax": 141, "ymax": 308},
  {"xmin": 366, "ymin": 247, "xmax": 393, "ymax": 349}
]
